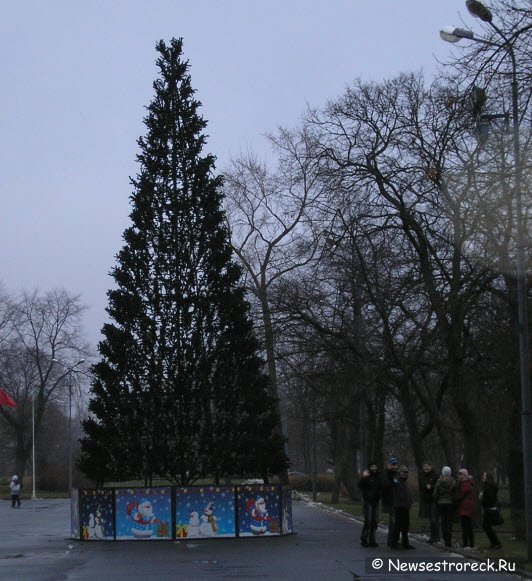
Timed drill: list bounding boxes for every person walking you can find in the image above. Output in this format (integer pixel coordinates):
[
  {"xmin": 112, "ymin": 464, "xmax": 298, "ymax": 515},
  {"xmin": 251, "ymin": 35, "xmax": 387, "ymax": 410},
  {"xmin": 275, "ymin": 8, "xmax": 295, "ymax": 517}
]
[
  {"xmin": 455, "ymin": 468, "xmax": 476, "ymax": 549},
  {"xmin": 358, "ymin": 461, "xmax": 381, "ymax": 547},
  {"xmin": 10, "ymin": 475, "xmax": 21, "ymax": 508},
  {"xmin": 391, "ymin": 466, "xmax": 415, "ymax": 549},
  {"xmin": 481, "ymin": 472, "xmax": 502, "ymax": 550},
  {"xmin": 420, "ymin": 461, "xmax": 440, "ymax": 543},
  {"xmin": 434, "ymin": 466, "xmax": 456, "ymax": 548},
  {"xmin": 381, "ymin": 456, "xmax": 399, "ymax": 547}
]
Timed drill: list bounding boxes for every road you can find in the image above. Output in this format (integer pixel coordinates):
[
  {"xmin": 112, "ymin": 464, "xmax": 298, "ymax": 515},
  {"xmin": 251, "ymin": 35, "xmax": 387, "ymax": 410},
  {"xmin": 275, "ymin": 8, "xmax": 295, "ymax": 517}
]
[{"xmin": 0, "ymin": 497, "xmax": 525, "ymax": 580}]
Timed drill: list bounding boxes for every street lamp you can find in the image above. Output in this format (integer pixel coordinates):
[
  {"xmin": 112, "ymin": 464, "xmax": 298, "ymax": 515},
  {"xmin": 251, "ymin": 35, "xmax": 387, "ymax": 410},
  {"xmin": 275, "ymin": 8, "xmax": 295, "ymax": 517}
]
[
  {"xmin": 441, "ymin": 1, "xmax": 531, "ymax": 560},
  {"xmin": 32, "ymin": 388, "xmax": 36, "ymax": 500},
  {"xmin": 52, "ymin": 358, "xmax": 85, "ymax": 495},
  {"xmin": 466, "ymin": 0, "xmax": 493, "ymax": 23},
  {"xmin": 439, "ymin": 26, "xmax": 474, "ymax": 43}
]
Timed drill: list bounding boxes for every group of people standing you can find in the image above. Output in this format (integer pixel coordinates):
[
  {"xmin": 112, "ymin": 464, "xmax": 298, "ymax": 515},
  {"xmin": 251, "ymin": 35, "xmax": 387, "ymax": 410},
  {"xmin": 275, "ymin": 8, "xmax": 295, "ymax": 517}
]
[
  {"xmin": 358, "ymin": 458, "xmax": 503, "ymax": 551},
  {"xmin": 359, "ymin": 458, "xmax": 415, "ymax": 549}
]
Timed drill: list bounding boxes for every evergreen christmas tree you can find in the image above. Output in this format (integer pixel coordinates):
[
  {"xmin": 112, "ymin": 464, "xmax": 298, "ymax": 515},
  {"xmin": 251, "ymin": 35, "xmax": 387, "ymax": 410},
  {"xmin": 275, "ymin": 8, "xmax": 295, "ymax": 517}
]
[{"xmin": 80, "ymin": 38, "xmax": 286, "ymax": 486}]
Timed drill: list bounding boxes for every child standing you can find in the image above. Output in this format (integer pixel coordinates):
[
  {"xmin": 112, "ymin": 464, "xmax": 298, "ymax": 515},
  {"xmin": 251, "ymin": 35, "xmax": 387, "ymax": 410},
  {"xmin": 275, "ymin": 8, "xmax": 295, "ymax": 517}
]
[{"xmin": 10, "ymin": 475, "xmax": 21, "ymax": 508}]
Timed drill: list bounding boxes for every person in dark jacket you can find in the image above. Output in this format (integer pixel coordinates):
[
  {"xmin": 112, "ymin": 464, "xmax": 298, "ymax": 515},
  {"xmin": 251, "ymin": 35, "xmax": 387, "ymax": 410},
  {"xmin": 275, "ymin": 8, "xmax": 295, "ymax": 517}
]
[
  {"xmin": 434, "ymin": 466, "xmax": 456, "ymax": 547},
  {"xmin": 391, "ymin": 465, "xmax": 414, "ymax": 549},
  {"xmin": 420, "ymin": 461, "xmax": 440, "ymax": 543},
  {"xmin": 381, "ymin": 456, "xmax": 399, "ymax": 547},
  {"xmin": 358, "ymin": 461, "xmax": 382, "ymax": 547},
  {"xmin": 481, "ymin": 472, "xmax": 502, "ymax": 550},
  {"xmin": 456, "ymin": 468, "xmax": 476, "ymax": 549}
]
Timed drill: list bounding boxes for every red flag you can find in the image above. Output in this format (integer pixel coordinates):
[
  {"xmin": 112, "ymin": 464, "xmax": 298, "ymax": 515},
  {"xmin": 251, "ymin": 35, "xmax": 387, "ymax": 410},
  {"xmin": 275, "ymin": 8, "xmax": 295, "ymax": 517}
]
[{"xmin": 0, "ymin": 388, "xmax": 16, "ymax": 407}]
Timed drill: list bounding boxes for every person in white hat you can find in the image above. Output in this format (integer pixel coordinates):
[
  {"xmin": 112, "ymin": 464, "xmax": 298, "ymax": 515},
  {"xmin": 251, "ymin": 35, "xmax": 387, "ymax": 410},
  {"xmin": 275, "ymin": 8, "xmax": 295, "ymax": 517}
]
[
  {"xmin": 10, "ymin": 475, "xmax": 21, "ymax": 508},
  {"xmin": 434, "ymin": 466, "xmax": 456, "ymax": 547}
]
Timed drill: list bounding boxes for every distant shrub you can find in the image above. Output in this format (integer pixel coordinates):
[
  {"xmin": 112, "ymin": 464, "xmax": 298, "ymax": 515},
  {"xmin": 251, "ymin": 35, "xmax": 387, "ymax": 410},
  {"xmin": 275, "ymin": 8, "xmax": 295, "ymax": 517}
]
[{"xmin": 288, "ymin": 474, "xmax": 335, "ymax": 492}]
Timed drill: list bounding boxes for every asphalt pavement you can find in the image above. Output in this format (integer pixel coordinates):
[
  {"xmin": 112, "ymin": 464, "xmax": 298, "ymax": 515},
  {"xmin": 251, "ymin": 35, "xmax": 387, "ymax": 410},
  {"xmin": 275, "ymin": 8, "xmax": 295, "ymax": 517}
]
[{"xmin": 0, "ymin": 497, "xmax": 525, "ymax": 580}]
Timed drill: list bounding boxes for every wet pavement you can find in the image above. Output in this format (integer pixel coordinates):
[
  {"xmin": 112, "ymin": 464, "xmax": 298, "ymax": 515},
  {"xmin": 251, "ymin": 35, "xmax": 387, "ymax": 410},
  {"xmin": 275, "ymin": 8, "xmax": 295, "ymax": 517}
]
[{"xmin": 0, "ymin": 497, "xmax": 525, "ymax": 580}]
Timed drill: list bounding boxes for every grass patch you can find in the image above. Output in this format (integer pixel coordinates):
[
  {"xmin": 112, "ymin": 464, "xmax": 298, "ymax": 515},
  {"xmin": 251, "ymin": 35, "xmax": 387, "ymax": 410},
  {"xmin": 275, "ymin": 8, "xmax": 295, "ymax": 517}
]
[{"xmin": 0, "ymin": 476, "xmax": 275, "ymax": 499}]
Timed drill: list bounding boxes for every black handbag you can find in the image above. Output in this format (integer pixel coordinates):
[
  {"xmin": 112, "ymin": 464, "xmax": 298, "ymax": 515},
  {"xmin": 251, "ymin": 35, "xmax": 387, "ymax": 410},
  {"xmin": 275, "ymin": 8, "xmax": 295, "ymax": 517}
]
[{"xmin": 488, "ymin": 507, "xmax": 504, "ymax": 526}]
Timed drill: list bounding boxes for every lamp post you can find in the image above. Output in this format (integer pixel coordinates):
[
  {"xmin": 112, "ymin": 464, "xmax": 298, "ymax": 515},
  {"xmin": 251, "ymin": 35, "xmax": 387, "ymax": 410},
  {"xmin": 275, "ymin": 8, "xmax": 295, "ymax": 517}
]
[
  {"xmin": 52, "ymin": 358, "xmax": 85, "ymax": 495},
  {"xmin": 441, "ymin": 1, "xmax": 531, "ymax": 560},
  {"xmin": 31, "ymin": 389, "xmax": 36, "ymax": 500}
]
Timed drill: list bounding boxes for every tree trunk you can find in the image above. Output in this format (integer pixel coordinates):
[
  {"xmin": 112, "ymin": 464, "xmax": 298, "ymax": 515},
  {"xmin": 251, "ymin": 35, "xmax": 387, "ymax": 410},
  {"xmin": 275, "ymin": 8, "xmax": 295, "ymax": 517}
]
[
  {"xmin": 328, "ymin": 413, "xmax": 358, "ymax": 502},
  {"xmin": 435, "ymin": 415, "xmax": 456, "ymax": 468},
  {"xmin": 331, "ymin": 472, "xmax": 341, "ymax": 504},
  {"xmin": 302, "ymin": 415, "xmax": 312, "ymax": 474},
  {"xmin": 259, "ymin": 291, "xmax": 289, "ymax": 485},
  {"xmin": 503, "ymin": 274, "xmax": 527, "ymax": 539},
  {"xmin": 333, "ymin": 415, "xmax": 359, "ymax": 500},
  {"xmin": 398, "ymin": 379, "xmax": 426, "ymax": 469},
  {"xmin": 508, "ymin": 382, "xmax": 525, "ymax": 538},
  {"xmin": 363, "ymin": 389, "xmax": 386, "ymax": 465}
]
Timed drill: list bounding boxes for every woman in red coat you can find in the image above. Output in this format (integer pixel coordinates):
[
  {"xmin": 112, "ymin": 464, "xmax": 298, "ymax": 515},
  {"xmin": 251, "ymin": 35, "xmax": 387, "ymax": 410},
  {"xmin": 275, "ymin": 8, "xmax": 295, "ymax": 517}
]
[{"xmin": 455, "ymin": 468, "xmax": 476, "ymax": 549}]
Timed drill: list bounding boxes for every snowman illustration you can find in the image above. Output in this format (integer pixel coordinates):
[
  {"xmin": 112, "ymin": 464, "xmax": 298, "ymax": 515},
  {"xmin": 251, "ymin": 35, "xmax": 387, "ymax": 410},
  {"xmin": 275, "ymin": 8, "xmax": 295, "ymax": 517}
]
[
  {"xmin": 87, "ymin": 505, "xmax": 105, "ymax": 539},
  {"xmin": 127, "ymin": 498, "xmax": 159, "ymax": 539},
  {"xmin": 199, "ymin": 502, "xmax": 217, "ymax": 536},
  {"xmin": 246, "ymin": 496, "xmax": 273, "ymax": 535},
  {"xmin": 87, "ymin": 513, "xmax": 97, "ymax": 539},
  {"xmin": 94, "ymin": 505, "xmax": 105, "ymax": 538},
  {"xmin": 187, "ymin": 511, "xmax": 201, "ymax": 537}
]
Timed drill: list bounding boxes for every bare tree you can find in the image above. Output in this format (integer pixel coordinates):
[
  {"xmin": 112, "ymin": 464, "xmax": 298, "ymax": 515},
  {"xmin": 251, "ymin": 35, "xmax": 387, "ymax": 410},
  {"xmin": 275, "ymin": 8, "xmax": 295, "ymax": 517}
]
[
  {"xmin": 440, "ymin": 0, "xmax": 532, "ymax": 535},
  {"xmin": 0, "ymin": 283, "xmax": 15, "ymax": 346},
  {"xmin": 224, "ymin": 129, "xmax": 324, "ymax": 399},
  {"xmin": 0, "ymin": 288, "xmax": 91, "ymax": 479},
  {"xmin": 308, "ymin": 72, "xmax": 508, "ymax": 477}
]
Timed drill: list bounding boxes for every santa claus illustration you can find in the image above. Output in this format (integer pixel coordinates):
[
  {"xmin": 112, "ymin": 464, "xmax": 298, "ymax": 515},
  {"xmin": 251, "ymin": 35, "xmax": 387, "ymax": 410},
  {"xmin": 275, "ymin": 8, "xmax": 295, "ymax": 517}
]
[{"xmin": 246, "ymin": 496, "xmax": 272, "ymax": 535}]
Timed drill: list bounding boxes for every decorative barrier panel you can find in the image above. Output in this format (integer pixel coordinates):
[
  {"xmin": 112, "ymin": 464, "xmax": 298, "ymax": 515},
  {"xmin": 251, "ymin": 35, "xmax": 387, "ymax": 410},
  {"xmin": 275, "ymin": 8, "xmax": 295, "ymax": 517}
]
[
  {"xmin": 115, "ymin": 487, "xmax": 172, "ymax": 540},
  {"xmin": 80, "ymin": 489, "xmax": 115, "ymax": 540},
  {"xmin": 73, "ymin": 484, "xmax": 293, "ymax": 541},
  {"xmin": 175, "ymin": 485, "xmax": 236, "ymax": 538},
  {"xmin": 281, "ymin": 484, "xmax": 293, "ymax": 534},
  {"xmin": 237, "ymin": 485, "xmax": 281, "ymax": 536}
]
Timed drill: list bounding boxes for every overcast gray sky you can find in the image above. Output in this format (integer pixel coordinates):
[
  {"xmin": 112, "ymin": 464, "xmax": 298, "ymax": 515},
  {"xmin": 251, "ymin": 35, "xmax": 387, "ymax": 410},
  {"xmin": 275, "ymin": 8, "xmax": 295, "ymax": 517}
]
[{"xmin": 1, "ymin": 0, "xmax": 469, "ymax": 347}]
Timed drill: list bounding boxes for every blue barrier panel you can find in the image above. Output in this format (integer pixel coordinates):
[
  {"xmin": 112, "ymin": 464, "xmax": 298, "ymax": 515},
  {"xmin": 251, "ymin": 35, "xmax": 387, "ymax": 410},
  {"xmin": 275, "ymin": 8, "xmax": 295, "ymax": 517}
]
[
  {"xmin": 175, "ymin": 485, "xmax": 236, "ymax": 538},
  {"xmin": 73, "ymin": 484, "xmax": 292, "ymax": 540},
  {"xmin": 80, "ymin": 489, "xmax": 115, "ymax": 540},
  {"xmin": 115, "ymin": 487, "xmax": 172, "ymax": 540},
  {"xmin": 236, "ymin": 485, "xmax": 281, "ymax": 537},
  {"xmin": 281, "ymin": 484, "xmax": 293, "ymax": 534}
]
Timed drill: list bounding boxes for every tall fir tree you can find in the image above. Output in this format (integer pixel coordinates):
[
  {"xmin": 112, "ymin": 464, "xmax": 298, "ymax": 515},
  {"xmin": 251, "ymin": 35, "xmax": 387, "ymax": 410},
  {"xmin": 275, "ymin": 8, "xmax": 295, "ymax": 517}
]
[{"xmin": 80, "ymin": 38, "xmax": 287, "ymax": 486}]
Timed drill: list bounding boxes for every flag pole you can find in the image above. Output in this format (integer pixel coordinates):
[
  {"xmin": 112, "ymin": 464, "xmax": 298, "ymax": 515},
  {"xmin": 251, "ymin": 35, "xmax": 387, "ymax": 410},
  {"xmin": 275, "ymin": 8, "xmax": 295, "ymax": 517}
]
[{"xmin": 32, "ymin": 390, "xmax": 36, "ymax": 500}]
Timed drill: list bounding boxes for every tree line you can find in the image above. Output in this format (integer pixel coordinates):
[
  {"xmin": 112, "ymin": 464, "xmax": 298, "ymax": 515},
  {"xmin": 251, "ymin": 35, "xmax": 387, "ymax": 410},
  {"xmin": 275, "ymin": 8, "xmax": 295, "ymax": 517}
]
[
  {"xmin": 0, "ymin": 286, "xmax": 90, "ymax": 488},
  {"xmin": 222, "ymin": 0, "xmax": 531, "ymax": 537}
]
